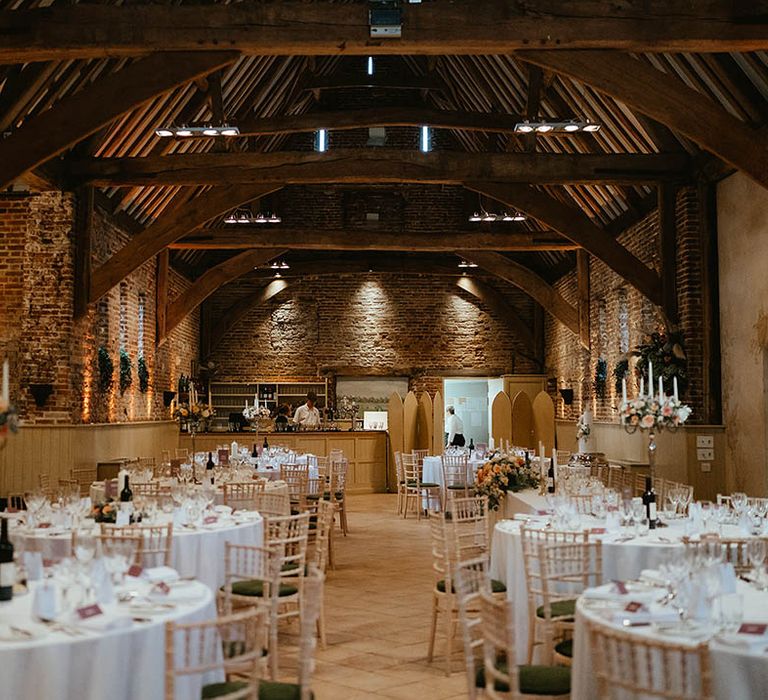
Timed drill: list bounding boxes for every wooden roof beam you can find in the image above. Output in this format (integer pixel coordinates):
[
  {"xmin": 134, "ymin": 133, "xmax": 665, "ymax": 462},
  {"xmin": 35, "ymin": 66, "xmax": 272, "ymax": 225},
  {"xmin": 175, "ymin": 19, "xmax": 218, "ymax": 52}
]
[
  {"xmin": 4, "ymin": 3, "xmax": 768, "ymax": 62},
  {"xmin": 172, "ymin": 228, "xmax": 579, "ymax": 252},
  {"xmin": 157, "ymin": 107, "xmax": 527, "ymax": 138},
  {"xmin": 0, "ymin": 51, "xmax": 238, "ymax": 190},
  {"xmin": 164, "ymin": 248, "xmax": 286, "ymax": 339},
  {"xmin": 466, "ymin": 181, "xmax": 663, "ymax": 306},
  {"xmin": 461, "ymin": 250, "xmax": 584, "ymax": 347},
  {"xmin": 518, "ymin": 50, "xmax": 768, "ymax": 190},
  {"xmin": 90, "ymin": 183, "xmax": 283, "ymax": 303},
  {"xmin": 70, "ymin": 150, "xmax": 692, "ymax": 187}
]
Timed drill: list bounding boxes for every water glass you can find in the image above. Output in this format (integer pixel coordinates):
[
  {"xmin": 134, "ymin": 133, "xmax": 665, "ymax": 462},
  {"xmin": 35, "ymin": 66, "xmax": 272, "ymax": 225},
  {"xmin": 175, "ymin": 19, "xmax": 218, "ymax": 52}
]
[
  {"xmin": 747, "ymin": 539, "xmax": 767, "ymax": 583},
  {"xmin": 715, "ymin": 593, "xmax": 743, "ymax": 633}
]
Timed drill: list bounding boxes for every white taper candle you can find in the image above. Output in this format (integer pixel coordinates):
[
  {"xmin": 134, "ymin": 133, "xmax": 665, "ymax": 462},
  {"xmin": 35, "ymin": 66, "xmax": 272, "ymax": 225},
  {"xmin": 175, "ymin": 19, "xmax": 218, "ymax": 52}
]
[
  {"xmin": 622, "ymin": 377, "xmax": 627, "ymax": 404},
  {"xmin": 647, "ymin": 361, "xmax": 653, "ymax": 397},
  {"xmin": 673, "ymin": 376, "xmax": 678, "ymax": 401}
]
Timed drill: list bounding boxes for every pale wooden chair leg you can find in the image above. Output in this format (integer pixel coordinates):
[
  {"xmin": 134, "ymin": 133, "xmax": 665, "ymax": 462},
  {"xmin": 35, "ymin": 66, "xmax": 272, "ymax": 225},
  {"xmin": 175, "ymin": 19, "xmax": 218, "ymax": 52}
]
[
  {"xmin": 427, "ymin": 594, "xmax": 439, "ymax": 662},
  {"xmin": 527, "ymin": 610, "xmax": 536, "ymax": 664},
  {"xmin": 443, "ymin": 599, "xmax": 454, "ymax": 676},
  {"xmin": 340, "ymin": 501, "xmax": 348, "ymax": 535},
  {"xmin": 328, "ymin": 517, "xmax": 335, "ymax": 570},
  {"xmin": 269, "ymin": 619, "xmax": 279, "ymax": 678},
  {"xmin": 317, "ymin": 597, "xmax": 327, "ymax": 649}
]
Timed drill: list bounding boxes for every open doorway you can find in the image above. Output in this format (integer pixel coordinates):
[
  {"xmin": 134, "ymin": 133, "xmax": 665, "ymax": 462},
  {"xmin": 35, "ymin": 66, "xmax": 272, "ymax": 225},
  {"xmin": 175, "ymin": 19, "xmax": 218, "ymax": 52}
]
[{"xmin": 443, "ymin": 377, "xmax": 497, "ymax": 449}]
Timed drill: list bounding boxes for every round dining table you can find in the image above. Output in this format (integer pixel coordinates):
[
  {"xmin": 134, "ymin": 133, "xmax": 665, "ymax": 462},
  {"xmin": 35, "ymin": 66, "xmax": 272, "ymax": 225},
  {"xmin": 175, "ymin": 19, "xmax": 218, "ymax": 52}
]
[
  {"xmin": 0, "ymin": 578, "xmax": 219, "ymax": 700},
  {"xmin": 14, "ymin": 513, "xmax": 264, "ymax": 592},
  {"xmin": 489, "ymin": 489, "xmax": 760, "ymax": 663},
  {"xmin": 572, "ymin": 579, "xmax": 768, "ymax": 699}
]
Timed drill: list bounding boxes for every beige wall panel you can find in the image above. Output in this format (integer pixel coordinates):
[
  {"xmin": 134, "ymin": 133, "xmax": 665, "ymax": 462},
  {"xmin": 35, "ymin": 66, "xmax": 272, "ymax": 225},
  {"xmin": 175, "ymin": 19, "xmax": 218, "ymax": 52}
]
[
  {"xmin": 403, "ymin": 391, "xmax": 419, "ymax": 455},
  {"xmin": 491, "ymin": 391, "xmax": 512, "ymax": 448},
  {"xmin": 512, "ymin": 391, "xmax": 535, "ymax": 449},
  {"xmin": 417, "ymin": 392, "xmax": 433, "ymax": 452},
  {"xmin": 432, "ymin": 391, "xmax": 444, "ymax": 455},
  {"xmin": 532, "ymin": 391, "xmax": 556, "ymax": 455}
]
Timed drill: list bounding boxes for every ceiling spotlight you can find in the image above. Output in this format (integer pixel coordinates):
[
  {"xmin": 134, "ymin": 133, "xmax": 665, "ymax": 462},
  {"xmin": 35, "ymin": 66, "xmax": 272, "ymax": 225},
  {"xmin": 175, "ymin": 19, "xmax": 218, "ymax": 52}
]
[
  {"xmin": 583, "ymin": 122, "xmax": 601, "ymax": 132},
  {"xmin": 220, "ymin": 127, "xmax": 240, "ymax": 136},
  {"xmin": 511, "ymin": 212, "xmax": 526, "ymax": 222},
  {"xmin": 482, "ymin": 212, "xmax": 496, "ymax": 222},
  {"xmin": 563, "ymin": 122, "xmax": 580, "ymax": 132},
  {"xmin": 274, "ymin": 272, "xmax": 282, "ymax": 278},
  {"xmin": 268, "ymin": 213, "xmax": 282, "ymax": 224},
  {"xmin": 279, "ymin": 261, "xmax": 290, "ymax": 269},
  {"xmin": 516, "ymin": 122, "xmax": 534, "ymax": 134},
  {"xmin": 513, "ymin": 119, "xmax": 601, "ymax": 134},
  {"xmin": 501, "ymin": 212, "xmax": 514, "ymax": 221},
  {"xmin": 155, "ymin": 128, "xmax": 174, "ymax": 138},
  {"xmin": 469, "ymin": 212, "xmax": 482, "ymax": 222},
  {"xmin": 202, "ymin": 127, "xmax": 220, "ymax": 136},
  {"xmin": 224, "ymin": 214, "xmax": 238, "ymax": 224},
  {"xmin": 535, "ymin": 124, "xmax": 553, "ymax": 133},
  {"xmin": 255, "ymin": 213, "xmax": 268, "ymax": 224},
  {"xmin": 458, "ymin": 260, "xmax": 478, "ymax": 268},
  {"xmin": 175, "ymin": 128, "xmax": 193, "ymax": 137}
]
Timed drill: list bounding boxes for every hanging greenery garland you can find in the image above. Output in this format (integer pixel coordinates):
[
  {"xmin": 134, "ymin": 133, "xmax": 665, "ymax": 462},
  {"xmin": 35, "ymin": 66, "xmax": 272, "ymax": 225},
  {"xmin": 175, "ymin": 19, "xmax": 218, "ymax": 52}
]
[
  {"xmin": 594, "ymin": 358, "xmax": 608, "ymax": 399},
  {"xmin": 97, "ymin": 346, "xmax": 114, "ymax": 393},
  {"xmin": 119, "ymin": 349, "xmax": 132, "ymax": 394},
  {"xmin": 137, "ymin": 356, "xmax": 149, "ymax": 393}
]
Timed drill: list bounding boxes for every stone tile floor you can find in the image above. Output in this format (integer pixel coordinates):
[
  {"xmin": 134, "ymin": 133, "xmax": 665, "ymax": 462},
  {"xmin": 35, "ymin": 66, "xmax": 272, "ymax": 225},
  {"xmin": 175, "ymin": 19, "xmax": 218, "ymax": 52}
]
[{"xmin": 277, "ymin": 493, "xmax": 469, "ymax": 699}]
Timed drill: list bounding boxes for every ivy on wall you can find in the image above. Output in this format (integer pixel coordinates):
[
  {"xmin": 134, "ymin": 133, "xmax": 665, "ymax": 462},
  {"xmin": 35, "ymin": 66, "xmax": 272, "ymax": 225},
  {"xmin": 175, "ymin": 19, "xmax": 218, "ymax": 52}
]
[
  {"xmin": 119, "ymin": 349, "xmax": 132, "ymax": 394},
  {"xmin": 137, "ymin": 356, "xmax": 149, "ymax": 393},
  {"xmin": 97, "ymin": 346, "xmax": 114, "ymax": 393}
]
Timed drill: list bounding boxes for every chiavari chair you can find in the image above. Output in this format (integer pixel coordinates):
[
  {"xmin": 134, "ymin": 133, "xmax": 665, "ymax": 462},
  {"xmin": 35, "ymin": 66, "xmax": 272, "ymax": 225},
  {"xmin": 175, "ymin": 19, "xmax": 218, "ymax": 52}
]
[
  {"xmin": 566, "ymin": 493, "xmax": 594, "ymax": 515},
  {"xmin": 307, "ymin": 500, "xmax": 334, "ymax": 646},
  {"xmin": 223, "ymin": 481, "xmax": 267, "ymax": 511},
  {"xmin": 394, "ymin": 451, "xmax": 406, "ymax": 515},
  {"xmin": 98, "ymin": 531, "xmax": 143, "ymax": 567},
  {"xmin": 716, "ymin": 493, "xmax": 733, "ymax": 508},
  {"xmin": 219, "ymin": 543, "xmax": 282, "ymax": 677},
  {"xmin": 588, "ymin": 617, "xmax": 713, "ymax": 700},
  {"xmin": 251, "ymin": 491, "xmax": 290, "ymax": 518},
  {"xmin": 538, "ymin": 540, "xmax": 603, "ymax": 665},
  {"xmin": 280, "ymin": 464, "xmax": 309, "ymax": 512},
  {"xmin": 478, "ymin": 589, "xmax": 571, "ymax": 699},
  {"xmin": 165, "ymin": 607, "xmax": 267, "ymax": 700},
  {"xmin": 100, "ymin": 522, "xmax": 173, "ymax": 568},
  {"xmin": 71, "ymin": 465, "xmax": 96, "ymax": 496},
  {"xmin": 520, "ymin": 524, "xmax": 588, "ymax": 664},
  {"xmin": 402, "ymin": 452, "xmax": 440, "ymax": 520},
  {"xmin": 328, "ymin": 458, "xmax": 349, "ymax": 535},
  {"xmin": 38, "ymin": 473, "xmax": 52, "ymax": 498},
  {"xmin": 413, "ymin": 448, "xmax": 430, "ymax": 466},
  {"xmin": 131, "ymin": 481, "xmax": 170, "ymax": 499},
  {"xmin": 450, "ymin": 496, "xmax": 493, "ymax": 565},
  {"xmin": 684, "ymin": 535, "xmax": 756, "ymax": 575},
  {"xmin": 453, "ymin": 557, "xmax": 491, "ymax": 700},
  {"xmin": 441, "ymin": 452, "xmax": 471, "ymax": 507}
]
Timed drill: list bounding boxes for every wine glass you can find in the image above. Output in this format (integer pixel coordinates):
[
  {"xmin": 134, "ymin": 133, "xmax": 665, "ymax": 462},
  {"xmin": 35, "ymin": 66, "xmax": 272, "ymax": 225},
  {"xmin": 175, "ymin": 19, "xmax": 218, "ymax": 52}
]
[
  {"xmin": 731, "ymin": 492, "xmax": 748, "ymax": 514},
  {"xmin": 747, "ymin": 539, "xmax": 767, "ymax": 586},
  {"xmin": 72, "ymin": 530, "xmax": 96, "ymax": 566}
]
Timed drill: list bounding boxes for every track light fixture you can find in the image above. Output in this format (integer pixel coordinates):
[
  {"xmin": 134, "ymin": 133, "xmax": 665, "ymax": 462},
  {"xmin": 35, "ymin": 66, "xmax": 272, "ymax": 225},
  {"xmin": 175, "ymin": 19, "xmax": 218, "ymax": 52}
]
[
  {"xmin": 224, "ymin": 209, "xmax": 281, "ymax": 225},
  {"xmin": 458, "ymin": 260, "xmax": 478, "ymax": 268},
  {"xmin": 155, "ymin": 124, "xmax": 240, "ymax": 138},
  {"xmin": 513, "ymin": 119, "xmax": 601, "ymax": 134},
  {"xmin": 469, "ymin": 210, "xmax": 526, "ymax": 223}
]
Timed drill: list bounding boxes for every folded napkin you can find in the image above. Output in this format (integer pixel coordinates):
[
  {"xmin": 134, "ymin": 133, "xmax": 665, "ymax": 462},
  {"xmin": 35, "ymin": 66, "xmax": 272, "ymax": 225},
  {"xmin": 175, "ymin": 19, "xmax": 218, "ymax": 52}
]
[
  {"xmin": 213, "ymin": 505, "xmax": 233, "ymax": 515},
  {"xmin": 142, "ymin": 566, "xmax": 180, "ymax": 583},
  {"xmin": 609, "ymin": 607, "xmax": 680, "ymax": 626},
  {"xmin": 639, "ymin": 569, "xmax": 669, "ymax": 587},
  {"xmin": 71, "ymin": 610, "xmax": 133, "ymax": 632},
  {"xmin": 583, "ymin": 582, "xmax": 663, "ymax": 605},
  {"xmin": 149, "ymin": 580, "xmax": 203, "ymax": 603}
]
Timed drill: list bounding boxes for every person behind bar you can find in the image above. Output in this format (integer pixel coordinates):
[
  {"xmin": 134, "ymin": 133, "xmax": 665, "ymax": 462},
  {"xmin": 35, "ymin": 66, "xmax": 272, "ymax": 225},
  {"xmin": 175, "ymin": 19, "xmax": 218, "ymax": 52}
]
[
  {"xmin": 445, "ymin": 406, "xmax": 465, "ymax": 447},
  {"xmin": 274, "ymin": 405, "xmax": 291, "ymax": 431},
  {"xmin": 292, "ymin": 391, "xmax": 321, "ymax": 430}
]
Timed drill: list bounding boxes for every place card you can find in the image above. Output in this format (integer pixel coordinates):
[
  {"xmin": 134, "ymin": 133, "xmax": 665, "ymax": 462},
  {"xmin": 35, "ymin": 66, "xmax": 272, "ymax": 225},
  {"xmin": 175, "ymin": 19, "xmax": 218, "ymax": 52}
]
[
  {"xmin": 218, "ymin": 449, "xmax": 229, "ymax": 466},
  {"xmin": 738, "ymin": 623, "xmax": 767, "ymax": 635},
  {"xmin": 536, "ymin": 510, "xmax": 548, "ymax": 516},
  {"xmin": 116, "ymin": 510, "xmax": 130, "ymax": 526},
  {"xmin": 624, "ymin": 601, "xmax": 645, "ymax": 613},
  {"xmin": 152, "ymin": 581, "xmax": 170, "ymax": 596},
  {"xmin": 590, "ymin": 527, "xmax": 606, "ymax": 535},
  {"xmin": 613, "ymin": 580, "xmax": 628, "ymax": 595},
  {"xmin": 76, "ymin": 603, "xmax": 103, "ymax": 620},
  {"xmin": 127, "ymin": 564, "xmax": 143, "ymax": 578}
]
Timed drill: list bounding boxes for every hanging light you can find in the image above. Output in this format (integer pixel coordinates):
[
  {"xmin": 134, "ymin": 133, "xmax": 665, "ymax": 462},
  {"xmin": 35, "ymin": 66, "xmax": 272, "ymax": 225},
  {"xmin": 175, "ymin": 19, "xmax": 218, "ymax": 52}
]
[
  {"xmin": 469, "ymin": 212, "xmax": 482, "ymax": 222},
  {"xmin": 482, "ymin": 212, "xmax": 496, "ymax": 222},
  {"xmin": 155, "ymin": 124, "xmax": 240, "ymax": 138},
  {"xmin": 268, "ymin": 213, "xmax": 282, "ymax": 224},
  {"xmin": 279, "ymin": 261, "xmax": 290, "ymax": 269},
  {"xmin": 513, "ymin": 119, "xmax": 602, "ymax": 134},
  {"xmin": 254, "ymin": 213, "xmax": 268, "ymax": 224},
  {"xmin": 458, "ymin": 260, "xmax": 478, "ymax": 268}
]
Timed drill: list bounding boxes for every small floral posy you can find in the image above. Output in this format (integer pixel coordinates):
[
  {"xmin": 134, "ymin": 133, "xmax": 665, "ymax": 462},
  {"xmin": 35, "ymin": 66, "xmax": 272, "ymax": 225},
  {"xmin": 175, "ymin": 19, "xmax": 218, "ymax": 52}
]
[
  {"xmin": 576, "ymin": 419, "xmax": 591, "ymax": 440},
  {"xmin": 474, "ymin": 451, "xmax": 540, "ymax": 511}
]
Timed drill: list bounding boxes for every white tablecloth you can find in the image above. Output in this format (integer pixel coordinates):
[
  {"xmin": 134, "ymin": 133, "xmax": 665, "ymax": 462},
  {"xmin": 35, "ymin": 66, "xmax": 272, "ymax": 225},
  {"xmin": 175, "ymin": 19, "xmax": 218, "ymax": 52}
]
[
  {"xmin": 0, "ymin": 580, "xmax": 218, "ymax": 700},
  {"xmin": 489, "ymin": 489, "xmax": 754, "ymax": 662},
  {"xmin": 90, "ymin": 478, "xmax": 289, "ymax": 504},
  {"xmin": 573, "ymin": 581, "xmax": 768, "ymax": 699},
  {"xmin": 14, "ymin": 516, "xmax": 264, "ymax": 592}
]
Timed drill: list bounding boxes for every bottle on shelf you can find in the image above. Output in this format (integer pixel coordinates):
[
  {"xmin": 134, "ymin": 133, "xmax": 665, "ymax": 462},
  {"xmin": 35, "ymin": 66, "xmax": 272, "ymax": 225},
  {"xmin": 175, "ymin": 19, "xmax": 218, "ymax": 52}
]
[
  {"xmin": 547, "ymin": 459, "xmax": 556, "ymax": 494},
  {"xmin": 206, "ymin": 452, "xmax": 215, "ymax": 472},
  {"xmin": 251, "ymin": 443, "xmax": 259, "ymax": 459},
  {"xmin": 120, "ymin": 475, "xmax": 133, "ymax": 503},
  {"xmin": 263, "ymin": 435, "xmax": 269, "ymax": 449},
  {"xmin": 469, "ymin": 438, "xmax": 475, "ymax": 452},
  {"xmin": 643, "ymin": 476, "xmax": 657, "ymax": 528},
  {"xmin": 0, "ymin": 518, "xmax": 15, "ymax": 601}
]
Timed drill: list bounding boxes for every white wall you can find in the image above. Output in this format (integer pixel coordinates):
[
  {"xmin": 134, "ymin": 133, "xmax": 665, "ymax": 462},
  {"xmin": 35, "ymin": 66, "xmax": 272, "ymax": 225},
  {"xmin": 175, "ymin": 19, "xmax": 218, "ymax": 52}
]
[
  {"xmin": 717, "ymin": 171, "xmax": 768, "ymax": 495},
  {"xmin": 445, "ymin": 378, "xmax": 490, "ymax": 446}
]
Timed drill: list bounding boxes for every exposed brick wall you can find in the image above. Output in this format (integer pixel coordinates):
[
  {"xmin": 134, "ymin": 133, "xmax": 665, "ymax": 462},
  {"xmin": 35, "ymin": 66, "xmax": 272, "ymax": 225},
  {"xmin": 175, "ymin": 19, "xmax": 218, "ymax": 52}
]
[
  {"xmin": 0, "ymin": 192, "xmax": 198, "ymax": 425},
  {"xmin": 545, "ymin": 187, "xmax": 705, "ymax": 424},
  {"xmin": 205, "ymin": 273, "xmax": 538, "ymax": 396}
]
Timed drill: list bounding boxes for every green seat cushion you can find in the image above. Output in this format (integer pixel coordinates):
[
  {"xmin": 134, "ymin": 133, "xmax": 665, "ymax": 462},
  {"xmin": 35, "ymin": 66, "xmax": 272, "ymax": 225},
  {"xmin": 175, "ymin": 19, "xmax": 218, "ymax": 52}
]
[
  {"xmin": 202, "ymin": 681, "xmax": 313, "ymax": 700},
  {"xmin": 306, "ymin": 493, "xmax": 320, "ymax": 501},
  {"xmin": 259, "ymin": 681, "xmax": 312, "ymax": 700},
  {"xmin": 475, "ymin": 663, "xmax": 571, "ymax": 695},
  {"xmin": 436, "ymin": 578, "xmax": 506, "ymax": 594},
  {"xmin": 554, "ymin": 638, "xmax": 573, "ymax": 658},
  {"xmin": 536, "ymin": 598, "xmax": 577, "ymax": 619},
  {"xmin": 202, "ymin": 680, "xmax": 249, "ymax": 698},
  {"xmin": 321, "ymin": 491, "xmax": 344, "ymax": 500},
  {"xmin": 447, "ymin": 484, "xmax": 469, "ymax": 490},
  {"xmin": 227, "ymin": 579, "xmax": 298, "ymax": 597}
]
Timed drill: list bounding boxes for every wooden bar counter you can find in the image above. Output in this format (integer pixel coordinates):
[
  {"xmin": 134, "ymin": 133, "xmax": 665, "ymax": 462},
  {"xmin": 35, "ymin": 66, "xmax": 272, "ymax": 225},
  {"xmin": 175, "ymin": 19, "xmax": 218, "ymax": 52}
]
[{"xmin": 178, "ymin": 430, "xmax": 389, "ymax": 494}]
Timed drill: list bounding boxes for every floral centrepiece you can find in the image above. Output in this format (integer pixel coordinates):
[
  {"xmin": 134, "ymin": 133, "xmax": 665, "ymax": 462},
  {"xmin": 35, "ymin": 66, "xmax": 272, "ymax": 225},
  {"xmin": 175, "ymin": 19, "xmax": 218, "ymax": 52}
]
[
  {"xmin": 576, "ymin": 418, "xmax": 591, "ymax": 440},
  {"xmin": 172, "ymin": 402, "xmax": 214, "ymax": 429},
  {"xmin": 474, "ymin": 452, "xmax": 540, "ymax": 511},
  {"xmin": 91, "ymin": 501, "xmax": 117, "ymax": 523},
  {"xmin": 243, "ymin": 404, "xmax": 271, "ymax": 422},
  {"xmin": 619, "ymin": 395, "xmax": 691, "ymax": 430}
]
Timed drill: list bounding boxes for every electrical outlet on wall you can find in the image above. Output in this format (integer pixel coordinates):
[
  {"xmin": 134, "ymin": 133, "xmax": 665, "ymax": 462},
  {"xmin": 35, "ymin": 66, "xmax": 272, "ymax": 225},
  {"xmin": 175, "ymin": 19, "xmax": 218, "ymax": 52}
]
[
  {"xmin": 696, "ymin": 435, "xmax": 714, "ymax": 448},
  {"xmin": 697, "ymin": 448, "xmax": 714, "ymax": 461}
]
